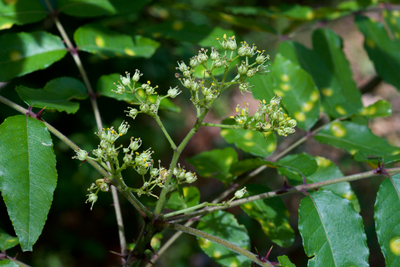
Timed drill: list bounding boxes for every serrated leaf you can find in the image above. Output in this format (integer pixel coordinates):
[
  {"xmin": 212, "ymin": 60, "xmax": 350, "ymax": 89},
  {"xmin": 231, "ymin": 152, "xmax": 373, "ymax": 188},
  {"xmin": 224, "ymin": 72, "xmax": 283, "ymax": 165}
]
[
  {"xmin": 277, "ymin": 255, "xmax": 296, "ymax": 267},
  {"xmin": 0, "ymin": 260, "xmax": 19, "ymax": 267},
  {"xmin": 96, "ymin": 73, "xmax": 180, "ymax": 113},
  {"xmin": 186, "ymin": 147, "xmax": 238, "ymax": 184},
  {"xmin": 240, "ymin": 184, "xmax": 294, "ymax": 247},
  {"xmin": 165, "ymin": 186, "xmax": 200, "ymax": 211},
  {"xmin": 0, "ymin": 31, "xmax": 67, "ymax": 81},
  {"xmin": 0, "ymin": 228, "xmax": 19, "ymax": 251},
  {"xmin": 276, "ymin": 153, "xmax": 318, "ymax": 184},
  {"xmin": 353, "ymin": 152, "xmax": 400, "ymax": 166},
  {"xmin": 252, "ymin": 54, "xmax": 320, "ymax": 131},
  {"xmin": 358, "ymin": 99, "xmax": 392, "ymax": 118},
  {"xmin": 57, "ymin": 0, "xmax": 150, "ymax": 17},
  {"xmin": 0, "ymin": 115, "xmax": 57, "ymax": 251},
  {"xmin": 299, "ymin": 191, "xmax": 369, "ymax": 267},
  {"xmin": 16, "ymin": 77, "xmax": 87, "ymax": 114},
  {"xmin": 220, "ymin": 128, "xmax": 277, "ymax": 158},
  {"xmin": 356, "ymin": 15, "xmax": 400, "ymax": 92},
  {"xmin": 197, "ymin": 210, "xmax": 251, "ymax": 267},
  {"xmin": 374, "ymin": 173, "xmax": 400, "ymax": 266},
  {"xmin": 308, "ymin": 156, "xmax": 360, "ymax": 212},
  {"xmin": 74, "ymin": 24, "xmax": 159, "ymax": 58},
  {"xmin": 0, "ymin": 0, "xmax": 47, "ymax": 30},
  {"xmin": 279, "ymin": 29, "xmax": 363, "ymax": 118},
  {"xmin": 314, "ymin": 121, "xmax": 400, "ymax": 157}
]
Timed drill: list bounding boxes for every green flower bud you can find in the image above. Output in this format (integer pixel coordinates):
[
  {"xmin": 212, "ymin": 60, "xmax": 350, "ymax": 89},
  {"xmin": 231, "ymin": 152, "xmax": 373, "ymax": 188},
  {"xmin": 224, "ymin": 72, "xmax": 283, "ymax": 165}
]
[
  {"xmin": 140, "ymin": 103, "xmax": 150, "ymax": 113},
  {"xmin": 168, "ymin": 87, "xmax": 181, "ymax": 98},
  {"xmin": 127, "ymin": 107, "xmax": 139, "ymax": 119},
  {"xmin": 237, "ymin": 63, "xmax": 248, "ymax": 75},
  {"xmin": 118, "ymin": 121, "xmax": 130, "ymax": 135},
  {"xmin": 246, "ymin": 68, "xmax": 257, "ymax": 78},
  {"xmin": 86, "ymin": 193, "xmax": 98, "ymax": 210},
  {"xmin": 235, "ymin": 187, "xmax": 247, "ymax": 198},
  {"xmin": 190, "ymin": 57, "xmax": 200, "ymax": 68},
  {"xmin": 210, "ymin": 47, "xmax": 220, "ymax": 60},
  {"xmin": 113, "ymin": 83, "xmax": 126, "ymax": 94},
  {"xmin": 132, "ymin": 69, "xmax": 142, "ymax": 82},
  {"xmin": 75, "ymin": 149, "xmax": 88, "ymax": 161},
  {"xmin": 120, "ymin": 72, "xmax": 131, "ymax": 86},
  {"xmin": 177, "ymin": 61, "xmax": 189, "ymax": 72}
]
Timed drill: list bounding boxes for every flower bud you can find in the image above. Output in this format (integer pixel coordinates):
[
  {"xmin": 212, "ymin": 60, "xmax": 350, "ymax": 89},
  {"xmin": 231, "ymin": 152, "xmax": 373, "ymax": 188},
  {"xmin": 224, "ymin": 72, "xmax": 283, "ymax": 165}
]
[
  {"xmin": 237, "ymin": 64, "xmax": 248, "ymax": 75},
  {"xmin": 177, "ymin": 61, "xmax": 189, "ymax": 72},
  {"xmin": 150, "ymin": 168, "xmax": 159, "ymax": 177},
  {"xmin": 235, "ymin": 187, "xmax": 247, "ymax": 198},
  {"xmin": 168, "ymin": 87, "xmax": 181, "ymax": 98},
  {"xmin": 132, "ymin": 69, "xmax": 142, "ymax": 82},
  {"xmin": 210, "ymin": 47, "xmax": 219, "ymax": 60},
  {"xmin": 118, "ymin": 121, "xmax": 130, "ymax": 135},
  {"xmin": 185, "ymin": 172, "xmax": 197, "ymax": 183},
  {"xmin": 190, "ymin": 57, "xmax": 200, "ymax": 68},
  {"xmin": 100, "ymin": 183, "xmax": 109, "ymax": 192},
  {"xmin": 140, "ymin": 103, "xmax": 150, "ymax": 113},
  {"xmin": 190, "ymin": 81, "xmax": 200, "ymax": 92},
  {"xmin": 120, "ymin": 72, "xmax": 131, "ymax": 86},
  {"xmin": 127, "ymin": 108, "xmax": 139, "ymax": 119},
  {"xmin": 246, "ymin": 68, "xmax": 257, "ymax": 78},
  {"xmin": 75, "ymin": 149, "xmax": 88, "ymax": 161},
  {"xmin": 227, "ymin": 36, "xmax": 237, "ymax": 51},
  {"xmin": 86, "ymin": 193, "xmax": 98, "ymax": 210}
]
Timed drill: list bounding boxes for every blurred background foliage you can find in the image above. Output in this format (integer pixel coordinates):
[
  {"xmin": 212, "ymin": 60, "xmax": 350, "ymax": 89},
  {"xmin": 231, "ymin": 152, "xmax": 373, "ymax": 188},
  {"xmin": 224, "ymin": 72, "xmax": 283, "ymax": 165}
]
[{"xmin": 1, "ymin": 0, "xmax": 400, "ymax": 266}]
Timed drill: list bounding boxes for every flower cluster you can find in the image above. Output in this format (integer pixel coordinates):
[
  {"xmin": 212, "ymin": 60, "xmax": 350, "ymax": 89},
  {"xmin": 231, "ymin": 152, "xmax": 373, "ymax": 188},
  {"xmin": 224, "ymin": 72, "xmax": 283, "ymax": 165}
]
[
  {"xmin": 112, "ymin": 69, "xmax": 181, "ymax": 119},
  {"xmin": 175, "ymin": 34, "xmax": 271, "ymax": 108},
  {"xmin": 230, "ymin": 95, "xmax": 297, "ymax": 137},
  {"xmin": 173, "ymin": 164, "xmax": 197, "ymax": 184},
  {"xmin": 85, "ymin": 179, "xmax": 110, "ymax": 210}
]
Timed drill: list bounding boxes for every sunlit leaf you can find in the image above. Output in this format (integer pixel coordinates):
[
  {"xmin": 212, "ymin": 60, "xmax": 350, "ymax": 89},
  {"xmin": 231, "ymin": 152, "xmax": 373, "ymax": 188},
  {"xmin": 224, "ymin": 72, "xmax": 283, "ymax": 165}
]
[
  {"xmin": 358, "ymin": 100, "xmax": 392, "ymax": 118},
  {"xmin": 276, "ymin": 153, "xmax": 318, "ymax": 184}
]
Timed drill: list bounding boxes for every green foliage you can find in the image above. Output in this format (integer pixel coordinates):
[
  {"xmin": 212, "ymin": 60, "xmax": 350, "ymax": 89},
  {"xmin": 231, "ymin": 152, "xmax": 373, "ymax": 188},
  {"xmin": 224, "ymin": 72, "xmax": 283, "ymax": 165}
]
[
  {"xmin": 299, "ymin": 191, "xmax": 369, "ymax": 266},
  {"xmin": 0, "ymin": 116, "xmax": 57, "ymax": 251},
  {"xmin": 0, "ymin": 1, "xmax": 400, "ymax": 267},
  {"xmin": 197, "ymin": 211, "xmax": 251, "ymax": 267}
]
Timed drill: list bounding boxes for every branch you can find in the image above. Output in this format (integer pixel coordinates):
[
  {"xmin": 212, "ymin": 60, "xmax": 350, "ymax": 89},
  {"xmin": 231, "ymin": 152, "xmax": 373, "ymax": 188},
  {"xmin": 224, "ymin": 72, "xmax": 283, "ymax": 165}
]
[
  {"xmin": 163, "ymin": 222, "xmax": 274, "ymax": 267},
  {"xmin": 167, "ymin": 167, "xmax": 400, "ymax": 223}
]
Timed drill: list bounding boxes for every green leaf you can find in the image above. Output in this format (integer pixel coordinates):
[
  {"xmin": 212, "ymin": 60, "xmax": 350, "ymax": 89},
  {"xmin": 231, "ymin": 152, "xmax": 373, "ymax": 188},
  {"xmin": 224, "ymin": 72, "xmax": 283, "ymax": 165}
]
[
  {"xmin": 96, "ymin": 73, "xmax": 180, "ymax": 113},
  {"xmin": 308, "ymin": 156, "xmax": 360, "ymax": 212},
  {"xmin": 276, "ymin": 153, "xmax": 318, "ymax": 184},
  {"xmin": 0, "ymin": 115, "xmax": 57, "ymax": 251},
  {"xmin": 375, "ymin": 173, "xmax": 400, "ymax": 266},
  {"xmin": 314, "ymin": 121, "xmax": 400, "ymax": 157},
  {"xmin": 299, "ymin": 191, "xmax": 369, "ymax": 266},
  {"xmin": 383, "ymin": 9, "xmax": 400, "ymax": 38},
  {"xmin": 277, "ymin": 255, "xmax": 296, "ymax": 267},
  {"xmin": 198, "ymin": 27, "xmax": 236, "ymax": 47},
  {"xmin": 358, "ymin": 99, "xmax": 392, "ymax": 118},
  {"xmin": 353, "ymin": 152, "xmax": 400, "ymax": 166},
  {"xmin": 229, "ymin": 158, "xmax": 275, "ymax": 177},
  {"xmin": 74, "ymin": 24, "xmax": 159, "ymax": 58},
  {"xmin": 57, "ymin": 0, "xmax": 150, "ymax": 17},
  {"xmin": 0, "ymin": 31, "xmax": 67, "ymax": 81},
  {"xmin": 279, "ymin": 29, "xmax": 363, "ymax": 118},
  {"xmin": 165, "ymin": 186, "xmax": 200, "ymax": 211},
  {"xmin": 252, "ymin": 54, "xmax": 320, "ymax": 131},
  {"xmin": 197, "ymin": 210, "xmax": 251, "ymax": 267},
  {"xmin": 186, "ymin": 147, "xmax": 238, "ymax": 184},
  {"xmin": 220, "ymin": 128, "xmax": 277, "ymax": 158},
  {"xmin": 16, "ymin": 77, "xmax": 87, "ymax": 114},
  {"xmin": 248, "ymin": 71, "xmax": 275, "ymax": 103},
  {"xmin": 271, "ymin": 4, "xmax": 315, "ymax": 20},
  {"xmin": 240, "ymin": 184, "xmax": 294, "ymax": 247},
  {"xmin": 0, "ymin": 228, "xmax": 19, "ymax": 251},
  {"xmin": 144, "ymin": 21, "xmax": 212, "ymax": 44},
  {"xmin": 0, "ymin": 0, "xmax": 47, "ymax": 30},
  {"xmin": 355, "ymin": 15, "xmax": 400, "ymax": 92},
  {"xmin": 0, "ymin": 260, "xmax": 19, "ymax": 267}
]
